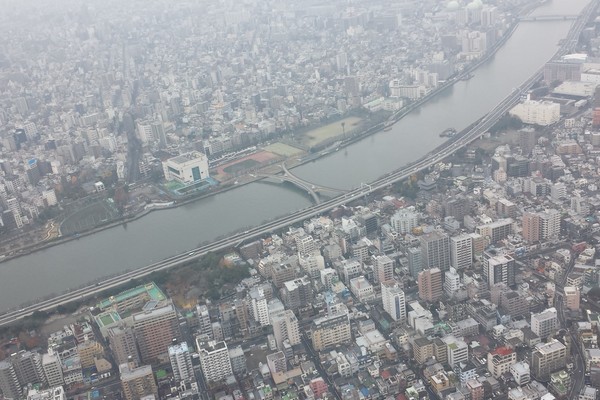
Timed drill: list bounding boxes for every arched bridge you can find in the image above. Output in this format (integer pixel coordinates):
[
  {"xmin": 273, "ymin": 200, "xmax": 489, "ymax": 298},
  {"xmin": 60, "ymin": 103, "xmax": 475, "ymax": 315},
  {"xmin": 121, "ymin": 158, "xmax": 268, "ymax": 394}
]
[
  {"xmin": 259, "ymin": 164, "xmax": 347, "ymax": 204},
  {"xmin": 519, "ymin": 14, "xmax": 578, "ymax": 22}
]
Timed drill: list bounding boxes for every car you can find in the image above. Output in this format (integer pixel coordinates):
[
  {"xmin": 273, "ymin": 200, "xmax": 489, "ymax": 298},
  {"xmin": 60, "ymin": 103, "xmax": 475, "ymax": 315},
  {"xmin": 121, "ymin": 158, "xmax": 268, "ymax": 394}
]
[{"xmin": 188, "ymin": 252, "xmax": 195, "ymax": 256}]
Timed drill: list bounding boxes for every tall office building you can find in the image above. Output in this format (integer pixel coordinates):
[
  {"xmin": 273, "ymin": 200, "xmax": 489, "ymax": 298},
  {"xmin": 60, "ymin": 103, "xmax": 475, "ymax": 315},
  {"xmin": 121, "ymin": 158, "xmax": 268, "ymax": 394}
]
[
  {"xmin": 0, "ymin": 361, "xmax": 21, "ymax": 400},
  {"xmin": 483, "ymin": 253, "xmax": 515, "ymax": 288},
  {"xmin": 420, "ymin": 231, "xmax": 451, "ymax": 271},
  {"xmin": 381, "ymin": 282, "xmax": 406, "ymax": 322},
  {"xmin": 450, "ymin": 234, "xmax": 473, "ymax": 270},
  {"xmin": 407, "ymin": 247, "xmax": 422, "ymax": 279},
  {"xmin": 168, "ymin": 342, "xmax": 194, "ymax": 383},
  {"xmin": 120, "ymin": 363, "xmax": 159, "ymax": 400},
  {"xmin": 531, "ymin": 340, "xmax": 567, "ymax": 380},
  {"xmin": 531, "ymin": 308, "xmax": 558, "ymax": 340},
  {"xmin": 418, "ymin": 268, "xmax": 443, "ymax": 302},
  {"xmin": 373, "ymin": 255, "xmax": 394, "ymax": 284},
  {"xmin": 196, "ymin": 340, "xmax": 233, "ymax": 384},
  {"xmin": 133, "ymin": 302, "xmax": 182, "ymax": 364},
  {"xmin": 107, "ymin": 324, "xmax": 142, "ymax": 368},
  {"xmin": 270, "ymin": 310, "xmax": 301, "ymax": 350},
  {"xmin": 311, "ymin": 312, "xmax": 352, "ymax": 351}
]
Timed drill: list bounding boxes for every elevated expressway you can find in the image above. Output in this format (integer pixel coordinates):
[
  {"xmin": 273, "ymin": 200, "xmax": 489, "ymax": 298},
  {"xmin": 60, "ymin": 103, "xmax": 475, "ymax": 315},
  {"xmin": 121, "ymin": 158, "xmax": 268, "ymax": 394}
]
[{"xmin": 0, "ymin": 2, "xmax": 593, "ymax": 328}]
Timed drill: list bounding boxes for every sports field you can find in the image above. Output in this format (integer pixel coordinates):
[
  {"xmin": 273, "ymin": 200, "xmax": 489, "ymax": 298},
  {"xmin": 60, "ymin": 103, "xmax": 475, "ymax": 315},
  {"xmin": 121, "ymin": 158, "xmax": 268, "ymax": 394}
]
[
  {"xmin": 302, "ymin": 116, "xmax": 362, "ymax": 146},
  {"xmin": 263, "ymin": 142, "xmax": 304, "ymax": 157}
]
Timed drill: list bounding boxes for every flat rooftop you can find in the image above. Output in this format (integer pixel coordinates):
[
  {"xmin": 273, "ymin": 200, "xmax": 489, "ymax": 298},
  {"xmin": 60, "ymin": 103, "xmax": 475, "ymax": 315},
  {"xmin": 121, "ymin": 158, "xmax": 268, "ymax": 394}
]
[{"xmin": 97, "ymin": 282, "xmax": 166, "ymax": 310}]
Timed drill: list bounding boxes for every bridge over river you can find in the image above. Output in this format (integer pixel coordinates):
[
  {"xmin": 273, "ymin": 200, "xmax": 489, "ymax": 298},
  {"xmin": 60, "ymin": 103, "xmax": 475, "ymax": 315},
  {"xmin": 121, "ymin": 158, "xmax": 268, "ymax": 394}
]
[{"xmin": 259, "ymin": 163, "xmax": 347, "ymax": 204}]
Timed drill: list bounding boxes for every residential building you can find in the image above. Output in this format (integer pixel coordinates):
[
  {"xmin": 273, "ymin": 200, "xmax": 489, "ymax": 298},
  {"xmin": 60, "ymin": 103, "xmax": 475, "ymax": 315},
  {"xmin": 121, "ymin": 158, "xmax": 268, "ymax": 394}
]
[
  {"xmin": 487, "ymin": 347, "xmax": 517, "ymax": 378},
  {"xmin": 228, "ymin": 346, "xmax": 246, "ymax": 375},
  {"xmin": 373, "ymin": 255, "xmax": 394, "ymax": 284},
  {"xmin": 311, "ymin": 313, "xmax": 352, "ymax": 351},
  {"xmin": 196, "ymin": 340, "xmax": 232, "ymax": 383},
  {"xmin": 564, "ymin": 286, "xmax": 580, "ymax": 311},
  {"xmin": 120, "ymin": 363, "xmax": 158, "ymax": 400},
  {"xmin": 442, "ymin": 336, "xmax": 468, "ymax": 367},
  {"xmin": 107, "ymin": 324, "xmax": 142, "ymax": 368},
  {"xmin": 381, "ymin": 281, "xmax": 406, "ymax": 322},
  {"xmin": 531, "ymin": 340, "xmax": 567, "ymax": 380},
  {"xmin": 42, "ymin": 351, "xmax": 64, "ymax": 388},
  {"xmin": 451, "ymin": 234, "xmax": 473, "ymax": 270},
  {"xmin": 270, "ymin": 309, "xmax": 301, "ymax": 350},
  {"xmin": 413, "ymin": 337, "xmax": 434, "ymax": 364},
  {"xmin": 349, "ymin": 276, "xmax": 374, "ymax": 302},
  {"xmin": 531, "ymin": 308, "xmax": 558, "ymax": 340},
  {"xmin": 280, "ymin": 276, "xmax": 313, "ymax": 311},
  {"xmin": 483, "ymin": 253, "xmax": 515, "ymax": 288},
  {"xmin": 168, "ymin": 342, "xmax": 194, "ymax": 383},
  {"xmin": 418, "ymin": 268, "xmax": 443, "ymax": 302},
  {"xmin": 511, "ymin": 361, "xmax": 531, "ymax": 386},
  {"xmin": 420, "ymin": 231, "xmax": 451, "ymax": 271},
  {"xmin": 133, "ymin": 302, "xmax": 182, "ymax": 364},
  {"xmin": 0, "ymin": 361, "xmax": 21, "ymax": 400}
]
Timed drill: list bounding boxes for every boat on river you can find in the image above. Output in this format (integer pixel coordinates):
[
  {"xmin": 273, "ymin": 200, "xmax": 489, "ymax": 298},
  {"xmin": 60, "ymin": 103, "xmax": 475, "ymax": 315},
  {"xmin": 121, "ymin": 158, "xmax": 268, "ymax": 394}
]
[{"xmin": 439, "ymin": 128, "xmax": 457, "ymax": 137}]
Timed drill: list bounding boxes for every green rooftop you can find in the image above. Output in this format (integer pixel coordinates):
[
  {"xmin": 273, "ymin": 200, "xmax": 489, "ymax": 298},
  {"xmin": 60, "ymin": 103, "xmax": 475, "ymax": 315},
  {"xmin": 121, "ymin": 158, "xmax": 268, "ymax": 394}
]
[
  {"xmin": 156, "ymin": 369, "xmax": 167, "ymax": 380},
  {"xmin": 97, "ymin": 282, "xmax": 166, "ymax": 311},
  {"xmin": 95, "ymin": 310, "xmax": 121, "ymax": 328}
]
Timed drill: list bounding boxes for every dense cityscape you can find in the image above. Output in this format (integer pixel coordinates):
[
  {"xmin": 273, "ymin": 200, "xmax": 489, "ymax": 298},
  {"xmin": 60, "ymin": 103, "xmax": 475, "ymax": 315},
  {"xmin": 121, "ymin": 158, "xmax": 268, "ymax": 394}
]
[{"xmin": 3, "ymin": 0, "xmax": 600, "ymax": 400}]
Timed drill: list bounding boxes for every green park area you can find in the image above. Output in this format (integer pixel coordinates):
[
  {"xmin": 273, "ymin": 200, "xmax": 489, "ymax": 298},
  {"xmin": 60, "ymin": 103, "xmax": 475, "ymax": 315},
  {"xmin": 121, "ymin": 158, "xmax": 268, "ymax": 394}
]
[{"xmin": 302, "ymin": 116, "xmax": 362, "ymax": 147}]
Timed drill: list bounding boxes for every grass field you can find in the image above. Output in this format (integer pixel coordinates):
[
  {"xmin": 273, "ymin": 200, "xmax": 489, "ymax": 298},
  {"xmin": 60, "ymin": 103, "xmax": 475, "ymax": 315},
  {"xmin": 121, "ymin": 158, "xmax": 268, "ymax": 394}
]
[
  {"xmin": 223, "ymin": 159, "xmax": 261, "ymax": 174},
  {"xmin": 264, "ymin": 142, "xmax": 304, "ymax": 157},
  {"xmin": 302, "ymin": 116, "xmax": 363, "ymax": 146}
]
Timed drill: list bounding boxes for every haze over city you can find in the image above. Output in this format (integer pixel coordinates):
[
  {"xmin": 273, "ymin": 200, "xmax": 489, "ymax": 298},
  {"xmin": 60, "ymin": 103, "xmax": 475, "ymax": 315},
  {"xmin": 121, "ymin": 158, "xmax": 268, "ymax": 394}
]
[{"xmin": 0, "ymin": 0, "xmax": 600, "ymax": 400}]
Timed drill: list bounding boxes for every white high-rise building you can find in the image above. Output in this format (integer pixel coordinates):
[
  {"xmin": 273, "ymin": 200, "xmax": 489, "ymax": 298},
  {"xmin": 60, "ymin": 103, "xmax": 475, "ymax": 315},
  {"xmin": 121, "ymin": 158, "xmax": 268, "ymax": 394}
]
[
  {"xmin": 444, "ymin": 268, "xmax": 461, "ymax": 298},
  {"xmin": 270, "ymin": 310, "xmax": 301, "ymax": 350},
  {"xmin": 450, "ymin": 234, "xmax": 473, "ymax": 270},
  {"xmin": 249, "ymin": 287, "xmax": 270, "ymax": 326},
  {"xmin": 531, "ymin": 308, "xmax": 558, "ymax": 339},
  {"xmin": 381, "ymin": 282, "xmax": 406, "ymax": 322},
  {"xmin": 168, "ymin": 342, "xmax": 194, "ymax": 383},
  {"xmin": 391, "ymin": 207, "xmax": 419, "ymax": 234},
  {"xmin": 196, "ymin": 340, "xmax": 233, "ymax": 384}
]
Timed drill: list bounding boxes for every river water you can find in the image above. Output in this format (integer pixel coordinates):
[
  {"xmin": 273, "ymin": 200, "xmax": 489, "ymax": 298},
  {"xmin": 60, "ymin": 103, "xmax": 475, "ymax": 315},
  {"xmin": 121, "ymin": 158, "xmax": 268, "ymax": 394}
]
[{"xmin": 0, "ymin": 0, "xmax": 589, "ymax": 310}]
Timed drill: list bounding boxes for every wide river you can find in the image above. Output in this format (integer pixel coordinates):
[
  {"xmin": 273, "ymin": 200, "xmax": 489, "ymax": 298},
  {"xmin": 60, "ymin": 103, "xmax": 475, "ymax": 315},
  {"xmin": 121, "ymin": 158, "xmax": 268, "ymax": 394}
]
[{"xmin": 0, "ymin": 0, "xmax": 589, "ymax": 310}]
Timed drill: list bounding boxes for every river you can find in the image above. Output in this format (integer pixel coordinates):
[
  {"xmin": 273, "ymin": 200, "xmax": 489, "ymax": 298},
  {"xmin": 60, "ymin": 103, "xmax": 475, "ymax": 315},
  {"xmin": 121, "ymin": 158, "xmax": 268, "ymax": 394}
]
[{"xmin": 0, "ymin": 0, "xmax": 590, "ymax": 310}]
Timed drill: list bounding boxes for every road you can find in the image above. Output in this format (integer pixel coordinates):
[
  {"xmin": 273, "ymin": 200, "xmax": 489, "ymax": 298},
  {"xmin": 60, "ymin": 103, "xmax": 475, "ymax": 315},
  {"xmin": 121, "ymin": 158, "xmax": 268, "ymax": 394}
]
[
  {"xmin": 0, "ymin": 2, "xmax": 593, "ymax": 329},
  {"xmin": 555, "ymin": 252, "xmax": 586, "ymax": 398}
]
